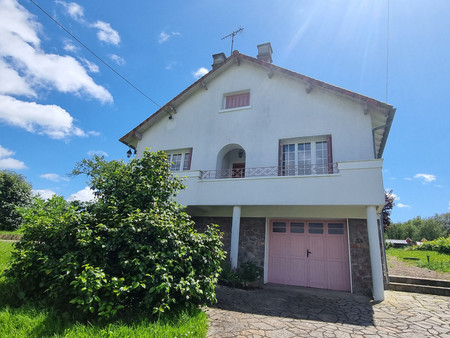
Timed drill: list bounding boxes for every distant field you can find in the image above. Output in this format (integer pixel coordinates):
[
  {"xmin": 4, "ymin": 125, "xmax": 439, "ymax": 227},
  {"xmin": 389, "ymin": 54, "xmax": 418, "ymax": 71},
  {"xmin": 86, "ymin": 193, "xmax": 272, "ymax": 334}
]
[{"xmin": 386, "ymin": 248, "xmax": 450, "ymax": 273}]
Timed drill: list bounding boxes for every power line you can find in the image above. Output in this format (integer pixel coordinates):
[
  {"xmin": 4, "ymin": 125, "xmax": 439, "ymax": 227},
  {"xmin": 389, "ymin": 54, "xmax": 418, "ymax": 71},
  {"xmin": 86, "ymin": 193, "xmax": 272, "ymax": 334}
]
[
  {"xmin": 386, "ymin": 0, "xmax": 390, "ymax": 103},
  {"xmin": 29, "ymin": 0, "xmax": 161, "ymax": 108}
]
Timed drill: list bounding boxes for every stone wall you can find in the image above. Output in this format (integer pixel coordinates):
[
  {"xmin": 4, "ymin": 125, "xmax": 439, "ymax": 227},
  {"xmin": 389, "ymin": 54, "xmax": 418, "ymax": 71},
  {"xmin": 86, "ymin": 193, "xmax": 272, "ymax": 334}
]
[
  {"xmin": 238, "ymin": 218, "xmax": 266, "ymax": 268},
  {"xmin": 192, "ymin": 216, "xmax": 266, "ymax": 268},
  {"xmin": 348, "ymin": 219, "xmax": 372, "ymax": 296}
]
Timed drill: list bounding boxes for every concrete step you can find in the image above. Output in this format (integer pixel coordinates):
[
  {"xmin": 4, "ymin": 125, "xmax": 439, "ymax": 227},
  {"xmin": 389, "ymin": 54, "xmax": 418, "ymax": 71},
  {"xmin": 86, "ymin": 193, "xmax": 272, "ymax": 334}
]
[
  {"xmin": 389, "ymin": 275, "xmax": 450, "ymax": 288},
  {"xmin": 388, "ymin": 275, "xmax": 450, "ymax": 296}
]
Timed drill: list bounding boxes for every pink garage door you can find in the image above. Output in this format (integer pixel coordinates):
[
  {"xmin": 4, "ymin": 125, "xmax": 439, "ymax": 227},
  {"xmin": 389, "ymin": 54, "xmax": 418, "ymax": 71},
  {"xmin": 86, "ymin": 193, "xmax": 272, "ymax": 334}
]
[{"xmin": 268, "ymin": 220, "xmax": 350, "ymax": 291}]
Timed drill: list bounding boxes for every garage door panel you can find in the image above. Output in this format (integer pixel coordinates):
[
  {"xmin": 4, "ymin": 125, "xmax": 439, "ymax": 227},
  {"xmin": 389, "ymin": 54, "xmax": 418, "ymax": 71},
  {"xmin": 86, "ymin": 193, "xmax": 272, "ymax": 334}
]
[
  {"xmin": 307, "ymin": 260, "xmax": 327, "ymax": 289},
  {"xmin": 288, "ymin": 235, "xmax": 306, "ymax": 257},
  {"xmin": 287, "ymin": 258, "xmax": 307, "ymax": 286},
  {"xmin": 327, "ymin": 260, "xmax": 350, "ymax": 291},
  {"xmin": 268, "ymin": 257, "xmax": 287, "ymax": 284},
  {"xmin": 327, "ymin": 236, "xmax": 347, "ymax": 259}
]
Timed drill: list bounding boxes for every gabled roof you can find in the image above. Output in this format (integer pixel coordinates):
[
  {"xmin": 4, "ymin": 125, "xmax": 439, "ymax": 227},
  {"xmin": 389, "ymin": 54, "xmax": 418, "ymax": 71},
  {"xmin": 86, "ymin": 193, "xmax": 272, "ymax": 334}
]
[{"xmin": 120, "ymin": 50, "xmax": 395, "ymax": 158}]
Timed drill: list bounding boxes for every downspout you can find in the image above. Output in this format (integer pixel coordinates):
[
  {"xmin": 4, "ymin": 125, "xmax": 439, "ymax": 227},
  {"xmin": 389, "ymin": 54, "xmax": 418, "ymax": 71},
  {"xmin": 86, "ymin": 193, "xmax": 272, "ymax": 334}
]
[{"xmin": 380, "ymin": 214, "xmax": 390, "ymax": 285}]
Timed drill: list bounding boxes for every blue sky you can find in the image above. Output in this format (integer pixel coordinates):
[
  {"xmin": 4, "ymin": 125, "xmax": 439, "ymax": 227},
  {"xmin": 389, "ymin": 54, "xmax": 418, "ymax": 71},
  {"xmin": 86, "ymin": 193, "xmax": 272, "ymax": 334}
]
[{"xmin": 0, "ymin": 0, "xmax": 448, "ymax": 222}]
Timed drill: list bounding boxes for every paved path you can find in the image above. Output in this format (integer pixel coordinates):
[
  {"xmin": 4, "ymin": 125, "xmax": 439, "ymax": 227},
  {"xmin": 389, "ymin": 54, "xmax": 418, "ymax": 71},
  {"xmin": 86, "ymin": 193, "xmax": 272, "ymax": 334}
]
[{"xmin": 206, "ymin": 285, "xmax": 450, "ymax": 337}]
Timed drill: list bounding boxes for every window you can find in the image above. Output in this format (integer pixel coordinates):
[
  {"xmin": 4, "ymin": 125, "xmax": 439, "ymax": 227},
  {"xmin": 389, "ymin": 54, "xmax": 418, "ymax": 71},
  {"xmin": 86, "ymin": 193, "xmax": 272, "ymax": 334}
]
[
  {"xmin": 279, "ymin": 135, "xmax": 332, "ymax": 176},
  {"xmin": 272, "ymin": 222, "xmax": 287, "ymax": 233},
  {"xmin": 165, "ymin": 148, "xmax": 192, "ymax": 171},
  {"xmin": 224, "ymin": 91, "xmax": 250, "ymax": 109}
]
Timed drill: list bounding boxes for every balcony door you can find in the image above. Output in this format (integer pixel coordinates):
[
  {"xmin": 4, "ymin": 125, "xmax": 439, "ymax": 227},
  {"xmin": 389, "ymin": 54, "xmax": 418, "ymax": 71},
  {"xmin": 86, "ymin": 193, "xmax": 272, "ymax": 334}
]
[{"xmin": 232, "ymin": 162, "xmax": 245, "ymax": 178}]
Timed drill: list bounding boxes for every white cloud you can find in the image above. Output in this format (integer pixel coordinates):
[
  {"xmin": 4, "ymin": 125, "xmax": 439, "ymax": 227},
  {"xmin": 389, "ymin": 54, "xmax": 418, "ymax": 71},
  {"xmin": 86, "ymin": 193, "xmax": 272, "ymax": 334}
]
[
  {"xmin": 40, "ymin": 173, "xmax": 69, "ymax": 182},
  {"xmin": 56, "ymin": 1, "xmax": 85, "ymax": 22},
  {"xmin": 32, "ymin": 189, "xmax": 57, "ymax": 200},
  {"xmin": 0, "ymin": 145, "xmax": 14, "ymax": 158},
  {"xmin": 0, "ymin": 95, "xmax": 86, "ymax": 139},
  {"xmin": 0, "ymin": 157, "xmax": 27, "ymax": 170},
  {"xmin": 92, "ymin": 21, "xmax": 120, "ymax": 45},
  {"xmin": 158, "ymin": 31, "xmax": 181, "ymax": 44},
  {"xmin": 69, "ymin": 186, "xmax": 95, "ymax": 202},
  {"xmin": 87, "ymin": 150, "xmax": 108, "ymax": 157},
  {"xmin": 0, "ymin": 0, "xmax": 113, "ymax": 104},
  {"xmin": 87, "ymin": 130, "xmax": 101, "ymax": 136},
  {"xmin": 165, "ymin": 62, "xmax": 176, "ymax": 70},
  {"xmin": 81, "ymin": 58, "xmax": 99, "ymax": 73},
  {"xmin": 193, "ymin": 67, "xmax": 209, "ymax": 79},
  {"xmin": 0, "ymin": 59, "xmax": 36, "ymax": 97},
  {"xmin": 397, "ymin": 203, "xmax": 411, "ymax": 209},
  {"xmin": 0, "ymin": 145, "xmax": 27, "ymax": 170},
  {"xmin": 414, "ymin": 173, "xmax": 436, "ymax": 183},
  {"xmin": 448, "ymin": 202, "xmax": 450, "ymax": 210},
  {"xmin": 63, "ymin": 40, "xmax": 78, "ymax": 52},
  {"xmin": 109, "ymin": 54, "xmax": 125, "ymax": 65}
]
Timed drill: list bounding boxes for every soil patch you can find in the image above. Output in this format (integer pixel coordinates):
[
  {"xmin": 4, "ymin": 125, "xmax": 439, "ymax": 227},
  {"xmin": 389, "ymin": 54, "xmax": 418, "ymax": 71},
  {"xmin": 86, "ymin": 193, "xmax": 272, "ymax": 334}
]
[{"xmin": 387, "ymin": 255, "xmax": 450, "ymax": 280}]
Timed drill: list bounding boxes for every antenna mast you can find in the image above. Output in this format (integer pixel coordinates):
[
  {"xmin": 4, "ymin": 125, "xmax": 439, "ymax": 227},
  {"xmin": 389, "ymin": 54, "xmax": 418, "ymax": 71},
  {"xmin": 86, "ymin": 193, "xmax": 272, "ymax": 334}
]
[{"xmin": 222, "ymin": 27, "xmax": 244, "ymax": 55}]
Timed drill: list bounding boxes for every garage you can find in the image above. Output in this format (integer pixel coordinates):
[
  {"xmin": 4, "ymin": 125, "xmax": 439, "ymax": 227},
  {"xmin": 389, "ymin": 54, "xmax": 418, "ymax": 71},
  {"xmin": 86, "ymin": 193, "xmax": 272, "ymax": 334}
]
[{"xmin": 268, "ymin": 220, "xmax": 351, "ymax": 291}]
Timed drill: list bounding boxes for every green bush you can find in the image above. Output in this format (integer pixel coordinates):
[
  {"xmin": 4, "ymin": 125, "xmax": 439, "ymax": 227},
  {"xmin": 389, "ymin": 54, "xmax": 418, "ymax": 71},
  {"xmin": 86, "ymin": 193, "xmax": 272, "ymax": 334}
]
[
  {"xmin": 413, "ymin": 236, "xmax": 450, "ymax": 254},
  {"xmin": 219, "ymin": 261, "xmax": 263, "ymax": 287},
  {"xmin": 3, "ymin": 150, "xmax": 225, "ymax": 318},
  {"xmin": 0, "ymin": 170, "xmax": 32, "ymax": 231}
]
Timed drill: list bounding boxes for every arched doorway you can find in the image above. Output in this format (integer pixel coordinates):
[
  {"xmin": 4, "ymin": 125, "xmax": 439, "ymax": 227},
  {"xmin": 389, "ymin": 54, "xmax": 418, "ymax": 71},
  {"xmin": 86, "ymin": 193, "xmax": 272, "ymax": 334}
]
[{"xmin": 216, "ymin": 144, "xmax": 246, "ymax": 178}]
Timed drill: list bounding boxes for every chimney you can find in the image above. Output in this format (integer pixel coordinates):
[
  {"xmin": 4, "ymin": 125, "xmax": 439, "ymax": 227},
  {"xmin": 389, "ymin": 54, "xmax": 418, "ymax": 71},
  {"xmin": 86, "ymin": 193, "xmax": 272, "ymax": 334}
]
[
  {"xmin": 212, "ymin": 52, "xmax": 226, "ymax": 69},
  {"xmin": 257, "ymin": 42, "xmax": 273, "ymax": 63}
]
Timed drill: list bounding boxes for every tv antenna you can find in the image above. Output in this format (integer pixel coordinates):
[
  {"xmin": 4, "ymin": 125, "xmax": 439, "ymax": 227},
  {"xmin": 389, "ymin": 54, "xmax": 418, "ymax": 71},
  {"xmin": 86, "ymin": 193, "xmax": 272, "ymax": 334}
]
[{"xmin": 222, "ymin": 27, "xmax": 244, "ymax": 55}]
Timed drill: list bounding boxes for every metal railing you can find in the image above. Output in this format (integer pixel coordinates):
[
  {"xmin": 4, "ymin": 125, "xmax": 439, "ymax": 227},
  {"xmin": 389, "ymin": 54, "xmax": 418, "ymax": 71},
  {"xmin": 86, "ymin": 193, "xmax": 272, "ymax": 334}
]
[{"xmin": 200, "ymin": 163, "xmax": 338, "ymax": 180}]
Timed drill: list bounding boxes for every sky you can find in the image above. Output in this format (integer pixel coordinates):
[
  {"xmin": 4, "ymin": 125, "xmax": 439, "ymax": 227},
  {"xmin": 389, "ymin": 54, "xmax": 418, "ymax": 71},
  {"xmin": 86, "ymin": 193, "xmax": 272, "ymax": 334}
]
[{"xmin": 0, "ymin": 0, "xmax": 448, "ymax": 223}]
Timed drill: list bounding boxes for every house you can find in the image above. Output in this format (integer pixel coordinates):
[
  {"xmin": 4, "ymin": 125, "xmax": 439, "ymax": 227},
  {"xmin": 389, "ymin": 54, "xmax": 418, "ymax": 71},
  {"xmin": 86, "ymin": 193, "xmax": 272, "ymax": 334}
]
[{"xmin": 120, "ymin": 43, "xmax": 396, "ymax": 301}]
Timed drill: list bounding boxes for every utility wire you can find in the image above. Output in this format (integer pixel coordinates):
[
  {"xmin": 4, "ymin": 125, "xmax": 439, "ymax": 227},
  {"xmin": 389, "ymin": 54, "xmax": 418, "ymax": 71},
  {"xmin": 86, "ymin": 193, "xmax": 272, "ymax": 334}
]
[
  {"xmin": 29, "ymin": 0, "xmax": 161, "ymax": 108},
  {"xmin": 386, "ymin": 0, "xmax": 390, "ymax": 103}
]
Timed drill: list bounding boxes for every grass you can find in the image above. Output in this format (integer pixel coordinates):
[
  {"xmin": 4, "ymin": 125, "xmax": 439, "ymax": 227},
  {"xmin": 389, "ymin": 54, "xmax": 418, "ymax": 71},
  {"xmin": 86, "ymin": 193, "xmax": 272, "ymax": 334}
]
[
  {"xmin": 0, "ymin": 241, "xmax": 208, "ymax": 337},
  {"xmin": 0, "ymin": 229, "xmax": 24, "ymax": 236},
  {"xmin": 386, "ymin": 247, "xmax": 450, "ymax": 273}
]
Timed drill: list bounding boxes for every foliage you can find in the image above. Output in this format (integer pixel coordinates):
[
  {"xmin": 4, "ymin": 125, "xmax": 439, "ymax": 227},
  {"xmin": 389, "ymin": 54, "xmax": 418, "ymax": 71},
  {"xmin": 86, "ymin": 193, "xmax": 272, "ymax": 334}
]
[
  {"xmin": 386, "ymin": 248, "xmax": 450, "ymax": 273},
  {"xmin": 3, "ymin": 150, "xmax": 225, "ymax": 318},
  {"xmin": 385, "ymin": 214, "xmax": 448, "ymax": 242},
  {"xmin": 413, "ymin": 237, "xmax": 450, "ymax": 254},
  {"xmin": 219, "ymin": 261, "xmax": 263, "ymax": 287},
  {"xmin": 0, "ymin": 170, "xmax": 32, "ymax": 231},
  {"xmin": 382, "ymin": 190, "xmax": 395, "ymax": 230}
]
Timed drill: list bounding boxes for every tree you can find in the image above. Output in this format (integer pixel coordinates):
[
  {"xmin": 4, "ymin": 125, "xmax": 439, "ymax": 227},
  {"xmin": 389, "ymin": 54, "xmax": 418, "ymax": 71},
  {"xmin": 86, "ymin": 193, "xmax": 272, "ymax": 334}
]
[
  {"xmin": 5, "ymin": 150, "xmax": 225, "ymax": 317},
  {"xmin": 382, "ymin": 190, "xmax": 395, "ymax": 230},
  {"xmin": 0, "ymin": 170, "xmax": 32, "ymax": 230}
]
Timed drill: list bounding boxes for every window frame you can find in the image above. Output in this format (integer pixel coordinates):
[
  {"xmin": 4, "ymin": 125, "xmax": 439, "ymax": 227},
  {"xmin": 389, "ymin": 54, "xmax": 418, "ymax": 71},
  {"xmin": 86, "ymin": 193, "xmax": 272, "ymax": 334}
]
[
  {"xmin": 220, "ymin": 90, "xmax": 251, "ymax": 112},
  {"xmin": 278, "ymin": 135, "xmax": 333, "ymax": 176},
  {"xmin": 164, "ymin": 148, "xmax": 193, "ymax": 171}
]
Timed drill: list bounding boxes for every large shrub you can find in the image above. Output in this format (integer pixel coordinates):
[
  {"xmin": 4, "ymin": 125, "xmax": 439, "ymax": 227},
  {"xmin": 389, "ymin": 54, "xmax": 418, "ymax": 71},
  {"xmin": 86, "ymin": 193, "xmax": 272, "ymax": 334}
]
[
  {"xmin": 4, "ymin": 150, "xmax": 225, "ymax": 317},
  {"xmin": 414, "ymin": 236, "xmax": 450, "ymax": 254},
  {"xmin": 0, "ymin": 170, "xmax": 32, "ymax": 230}
]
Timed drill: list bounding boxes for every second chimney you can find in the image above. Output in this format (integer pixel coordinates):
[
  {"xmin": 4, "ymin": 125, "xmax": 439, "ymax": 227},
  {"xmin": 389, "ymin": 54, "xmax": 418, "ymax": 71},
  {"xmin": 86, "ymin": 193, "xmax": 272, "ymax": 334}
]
[
  {"xmin": 212, "ymin": 53, "xmax": 226, "ymax": 69},
  {"xmin": 257, "ymin": 42, "xmax": 273, "ymax": 63}
]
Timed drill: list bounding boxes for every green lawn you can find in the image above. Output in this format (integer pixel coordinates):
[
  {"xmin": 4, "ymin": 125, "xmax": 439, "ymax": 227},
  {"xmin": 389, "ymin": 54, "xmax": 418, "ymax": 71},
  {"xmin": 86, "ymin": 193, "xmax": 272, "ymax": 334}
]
[
  {"xmin": 0, "ymin": 241, "xmax": 208, "ymax": 337},
  {"xmin": 386, "ymin": 248, "xmax": 450, "ymax": 273}
]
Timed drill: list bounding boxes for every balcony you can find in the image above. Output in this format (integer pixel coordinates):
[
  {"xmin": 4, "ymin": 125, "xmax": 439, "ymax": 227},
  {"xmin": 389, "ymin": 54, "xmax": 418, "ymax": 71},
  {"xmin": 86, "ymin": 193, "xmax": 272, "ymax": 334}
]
[
  {"xmin": 176, "ymin": 159, "xmax": 385, "ymax": 208},
  {"xmin": 200, "ymin": 163, "xmax": 339, "ymax": 180}
]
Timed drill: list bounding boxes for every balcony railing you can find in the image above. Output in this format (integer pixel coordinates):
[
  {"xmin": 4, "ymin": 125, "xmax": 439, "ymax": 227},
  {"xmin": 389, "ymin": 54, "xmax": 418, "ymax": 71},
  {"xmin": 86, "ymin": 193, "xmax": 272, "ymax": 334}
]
[{"xmin": 200, "ymin": 163, "xmax": 338, "ymax": 180}]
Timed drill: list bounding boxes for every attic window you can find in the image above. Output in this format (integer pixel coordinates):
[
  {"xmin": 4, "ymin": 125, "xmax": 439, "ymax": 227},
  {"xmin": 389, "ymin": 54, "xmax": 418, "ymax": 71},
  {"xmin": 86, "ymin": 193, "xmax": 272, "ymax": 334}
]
[{"xmin": 224, "ymin": 91, "xmax": 250, "ymax": 109}]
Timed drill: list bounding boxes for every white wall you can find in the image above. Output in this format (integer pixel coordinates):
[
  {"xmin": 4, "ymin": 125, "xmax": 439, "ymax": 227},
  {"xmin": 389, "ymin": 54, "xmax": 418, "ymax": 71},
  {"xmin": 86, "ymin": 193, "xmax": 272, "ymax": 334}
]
[{"xmin": 137, "ymin": 60, "xmax": 375, "ymax": 172}]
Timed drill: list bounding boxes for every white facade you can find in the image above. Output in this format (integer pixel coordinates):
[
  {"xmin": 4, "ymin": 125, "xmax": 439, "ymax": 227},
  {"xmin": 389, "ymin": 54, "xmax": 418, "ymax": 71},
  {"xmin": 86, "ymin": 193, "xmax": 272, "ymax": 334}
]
[{"xmin": 121, "ymin": 47, "xmax": 395, "ymax": 301}]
